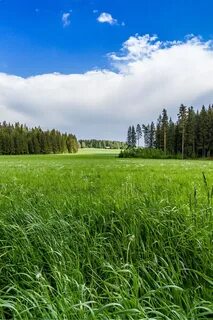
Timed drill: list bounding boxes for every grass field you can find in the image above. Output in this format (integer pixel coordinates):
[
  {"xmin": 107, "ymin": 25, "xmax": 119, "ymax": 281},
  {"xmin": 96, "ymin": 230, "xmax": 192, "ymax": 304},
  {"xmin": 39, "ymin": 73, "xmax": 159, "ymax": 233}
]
[{"xmin": 0, "ymin": 150, "xmax": 212, "ymax": 319}]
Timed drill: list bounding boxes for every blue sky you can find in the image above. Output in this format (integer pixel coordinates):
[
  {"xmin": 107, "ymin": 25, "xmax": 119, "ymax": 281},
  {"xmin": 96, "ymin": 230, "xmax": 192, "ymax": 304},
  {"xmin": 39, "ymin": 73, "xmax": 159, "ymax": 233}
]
[
  {"xmin": 0, "ymin": 0, "xmax": 213, "ymax": 76},
  {"xmin": 0, "ymin": 0, "xmax": 213, "ymax": 140}
]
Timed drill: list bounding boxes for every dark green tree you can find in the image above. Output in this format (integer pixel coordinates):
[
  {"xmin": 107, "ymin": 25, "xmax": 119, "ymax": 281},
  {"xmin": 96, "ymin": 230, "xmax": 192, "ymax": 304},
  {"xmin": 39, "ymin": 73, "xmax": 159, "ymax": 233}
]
[
  {"xmin": 136, "ymin": 124, "xmax": 142, "ymax": 147},
  {"xmin": 167, "ymin": 118, "xmax": 175, "ymax": 154},
  {"xmin": 178, "ymin": 104, "xmax": 188, "ymax": 159},
  {"xmin": 162, "ymin": 109, "xmax": 168, "ymax": 154},
  {"xmin": 185, "ymin": 106, "xmax": 196, "ymax": 157},
  {"xmin": 155, "ymin": 115, "xmax": 162, "ymax": 149},
  {"xmin": 149, "ymin": 122, "xmax": 155, "ymax": 148},
  {"xmin": 142, "ymin": 124, "xmax": 150, "ymax": 148},
  {"xmin": 197, "ymin": 105, "xmax": 208, "ymax": 157},
  {"xmin": 131, "ymin": 126, "xmax": 137, "ymax": 148},
  {"xmin": 0, "ymin": 122, "xmax": 78, "ymax": 155},
  {"xmin": 127, "ymin": 126, "xmax": 132, "ymax": 147}
]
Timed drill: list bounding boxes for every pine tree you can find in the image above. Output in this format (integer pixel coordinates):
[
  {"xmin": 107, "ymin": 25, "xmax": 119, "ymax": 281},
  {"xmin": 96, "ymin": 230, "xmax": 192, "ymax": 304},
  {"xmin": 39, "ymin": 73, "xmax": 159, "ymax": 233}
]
[
  {"xmin": 0, "ymin": 122, "xmax": 78, "ymax": 155},
  {"xmin": 185, "ymin": 106, "xmax": 196, "ymax": 157},
  {"xmin": 125, "ymin": 104, "xmax": 213, "ymax": 159},
  {"xmin": 178, "ymin": 104, "xmax": 188, "ymax": 159},
  {"xmin": 136, "ymin": 124, "xmax": 142, "ymax": 147},
  {"xmin": 167, "ymin": 118, "xmax": 175, "ymax": 154},
  {"xmin": 198, "ymin": 106, "xmax": 208, "ymax": 157},
  {"xmin": 149, "ymin": 122, "xmax": 155, "ymax": 148},
  {"xmin": 131, "ymin": 126, "xmax": 137, "ymax": 148},
  {"xmin": 142, "ymin": 124, "xmax": 150, "ymax": 148},
  {"xmin": 127, "ymin": 126, "xmax": 132, "ymax": 147},
  {"xmin": 206, "ymin": 105, "xmax": 213, "ymax": 157},
  {"xmin": 155, "ymin": 115, "xmax": 162, "ymax": 149},
  {"xmin": 162, "ymin": 109, "xmax": 168, "ymax": 154}
]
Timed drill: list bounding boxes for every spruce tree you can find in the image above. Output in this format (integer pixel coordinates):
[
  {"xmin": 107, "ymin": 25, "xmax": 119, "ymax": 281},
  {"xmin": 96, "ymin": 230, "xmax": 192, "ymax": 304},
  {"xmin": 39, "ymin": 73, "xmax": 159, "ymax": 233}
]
[
  {"xmin": 131, "ymin": 126, "xmax": 137, "ymax": 148},
  {"xmin": 185, "ymin": 107, "xmax": 196, "ymax": 157},
  {"xmin": 178, "ymin": 104, "xmax": 188, "ymax": 159},
  {"xmin": 136, "ymin": 124, "xmax": 142, "ymax": 147},
  {"xmin": 162, "ymin": 109, "xmax": 168, "ymax": 154},
  {"xmin": 127, "ymin": 126, "xmax": 132, "ymax": 147},
  {"xmin": 142, "ymin": 124, "xmax": 150, "ymax": 148},
  {"xmin": 0, "ymin": 121, "xmax": 78, "ymax": 155},
  {"xmin": 155, "ymin": 115, "xmax": 162, "ymax": 149},
  {"xmin": 206, "ymin": 105, "xmax": 213, "ymax": 157},
  {"xmin": 198, "ymin": 106, "xmax": 208, "ymax": 157},
  {"xmin": 149, "ymin": 122, "xmax": 155, "ymax": 148},
  {"xmin": 167, "ymin": 118, "xmax": 175, "ymax": 154}
]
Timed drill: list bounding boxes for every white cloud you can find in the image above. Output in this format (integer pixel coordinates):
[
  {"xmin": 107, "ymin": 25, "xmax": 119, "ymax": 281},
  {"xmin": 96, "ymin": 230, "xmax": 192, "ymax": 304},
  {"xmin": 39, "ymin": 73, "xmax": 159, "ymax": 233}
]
[
  {"xmin": 62, "ymin": 12, "xmax": 71, "ymax": 27},
  {"xmin": 97, "ymin": 12, "xmax": 117, "ymax": 25},
  {"xmin": 109, "ymin": 35, "xmax": 161, "ymax": 63},
  {"xmin": 0, "ymin": 34, "xmax": 213, "ymax": 140}
]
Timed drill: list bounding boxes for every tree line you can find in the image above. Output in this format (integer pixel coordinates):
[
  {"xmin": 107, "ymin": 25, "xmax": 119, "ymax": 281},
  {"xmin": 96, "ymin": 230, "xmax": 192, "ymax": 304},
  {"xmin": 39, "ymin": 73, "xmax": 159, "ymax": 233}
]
[
  {"xmin": 79, "ymin": 139, "xmax": 126, "ymax": 149},
  {"xmin": 0, "ymin": 122, "xmax": 78, "ymax": 155},
  {"xmin": 127, "ymin": 104, "xmax": 213, "ymax": 159}
]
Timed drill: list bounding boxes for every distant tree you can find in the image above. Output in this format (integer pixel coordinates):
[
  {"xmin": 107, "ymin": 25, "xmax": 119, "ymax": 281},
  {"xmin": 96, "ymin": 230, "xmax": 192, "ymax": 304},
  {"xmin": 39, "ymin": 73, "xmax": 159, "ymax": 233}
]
[
  {"xmin": 142, "ymin": 124, "xmax": 150, "ymax": 148},
  {"xmin": 32, "ymin": 133, "xmax": 41, "ymax": 154},
  {"xmin": 197, "ymin": 105, "xmax": 208, "ymax": 157},
  {"xmin": 155, "ymin": 115, "xmax": 162, "ymax": 149},
  {"xmin": 178, "ymin": 104, "xmax": 188, "ymax": 159},
  {"xmin": 136, "ymin": 124, "xmax": 142, "ymax": 147},
  {"xmin": 126, "ymin": 103, "xmax": 213, "ymax": 159},
  {"xmin": 127, "ymin": 126, "xmax": 132, "ymax": 147},
  {"xmin": 167, "ymin": 118, "xmax": 175, "ymax": 154},
  {"xmin": 0, "ymin": 121, "xmax": 78, "ymax": 155},
  {"xmin": 79, "ymin": 139, "xmax": 126, "ymax": 149},
  {"xmin": 185, "ymin": 106, "xmax": 196, "ymax": 157},
  {"xmin": 162, "ymin": 109, "xmax": 168, "ymax": 154},
  {"xmin": 131, "ymin": 126, "xmax": 137, "ymax": 148},
  {"xmin": 206, "ymin": 105, "xmax": 213, "ymax": 157},
  {"xmin": 149, "ymin": 122, "xmax": 155, "ymax": 148}
]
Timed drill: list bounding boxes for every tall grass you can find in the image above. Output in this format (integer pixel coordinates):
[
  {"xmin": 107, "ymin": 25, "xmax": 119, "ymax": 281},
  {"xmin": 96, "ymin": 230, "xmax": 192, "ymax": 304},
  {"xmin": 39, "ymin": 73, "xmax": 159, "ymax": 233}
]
[{"xmin": 0, "ymin": 154, "xmax": 212, "ymax": 319}]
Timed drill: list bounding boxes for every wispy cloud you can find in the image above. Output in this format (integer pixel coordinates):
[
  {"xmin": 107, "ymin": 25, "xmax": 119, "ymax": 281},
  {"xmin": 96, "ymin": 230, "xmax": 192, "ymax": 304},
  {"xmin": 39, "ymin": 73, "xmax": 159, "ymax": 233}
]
[
  {"xmin": 97, "ymin": 12, "xmax": 117, "ymax": 25},
  {"xmin": 62, "ymin": 12, "xmax": 71, "ymax": 27}
]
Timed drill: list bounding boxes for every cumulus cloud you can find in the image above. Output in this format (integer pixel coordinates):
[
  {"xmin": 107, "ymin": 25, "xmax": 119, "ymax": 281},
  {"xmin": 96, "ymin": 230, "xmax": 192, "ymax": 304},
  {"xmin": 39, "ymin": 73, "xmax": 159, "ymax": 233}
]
[
  {"xmin": 62, "ymin": 12, "xmax": 71, "ymax": 27},
  {"xmin": 0, "ymin": 34, "xmax": 213, "ymax": 140},
  {"xmin": 97, "ymin": 12, "xmax": 117, "ymax": 25}
]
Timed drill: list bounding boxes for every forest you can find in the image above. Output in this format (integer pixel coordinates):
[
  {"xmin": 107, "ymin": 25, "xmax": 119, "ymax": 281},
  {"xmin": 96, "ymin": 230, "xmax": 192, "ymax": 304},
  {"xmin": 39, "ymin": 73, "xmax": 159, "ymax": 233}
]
[
  {"xmin": 79, "ymin": 139, "xmax": 126, "ymax": 149},
  {"xmin": 0, "ymin": 122, "xmax": 78, "ymax": 155},
  {"xmin": 125, "ymin": 104, "xmax": 213, "ymax": 158}
]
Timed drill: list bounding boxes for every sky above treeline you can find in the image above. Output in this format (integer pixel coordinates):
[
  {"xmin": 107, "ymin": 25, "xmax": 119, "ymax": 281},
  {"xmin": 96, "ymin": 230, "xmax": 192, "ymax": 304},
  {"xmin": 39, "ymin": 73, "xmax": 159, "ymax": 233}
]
[{"xmin": 0, "ymin": 0, "xmax": 213, "ymax": 140}]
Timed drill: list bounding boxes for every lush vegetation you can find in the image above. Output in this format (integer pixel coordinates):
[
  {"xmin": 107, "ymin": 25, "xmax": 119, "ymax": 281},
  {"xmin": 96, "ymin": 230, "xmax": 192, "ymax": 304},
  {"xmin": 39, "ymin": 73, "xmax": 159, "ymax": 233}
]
[
  {"xmin": 119, "ymin": 147, "xmax": 181, "ymax": 159},
  {"xmin": 0, "ymin": 121, "xmax": 78, "ymax": 154},
  {"xmin": 0, "ymin": 150, "xmax": 212, "ymax": 319},
  {"xmin": 79, "ymin": 139, "xmax": 126, "ymax": 149},
  {"xmin": 127, "ymin": 104, "xmax": 213, "ymax": 159}
]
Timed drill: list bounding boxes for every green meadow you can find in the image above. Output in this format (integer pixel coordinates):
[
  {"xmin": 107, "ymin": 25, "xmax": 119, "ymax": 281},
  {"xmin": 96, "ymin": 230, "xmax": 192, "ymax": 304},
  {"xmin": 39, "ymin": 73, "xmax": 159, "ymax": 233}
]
[{"xmin": 0, "ymin": 150, "xmax": 212, "ymax": 319}]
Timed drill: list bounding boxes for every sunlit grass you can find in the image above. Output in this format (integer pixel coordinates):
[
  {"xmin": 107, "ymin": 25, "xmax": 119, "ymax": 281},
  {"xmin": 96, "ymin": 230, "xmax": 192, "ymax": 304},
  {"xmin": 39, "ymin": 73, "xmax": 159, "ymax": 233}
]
[
  {"xmin": 0, "ymin": 152, "xmax": 212, "ymax": 319},
  {"xmin": 78, "ymin": 148, "xmax": 120, "ymax": 154}
]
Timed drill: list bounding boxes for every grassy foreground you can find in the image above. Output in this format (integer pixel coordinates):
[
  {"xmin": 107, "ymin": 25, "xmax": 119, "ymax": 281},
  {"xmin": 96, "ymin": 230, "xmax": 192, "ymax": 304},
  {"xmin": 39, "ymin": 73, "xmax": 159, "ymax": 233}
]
[{"xmin": 0, "ymin": 150, "xmax": 212, "ymax": 319}]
